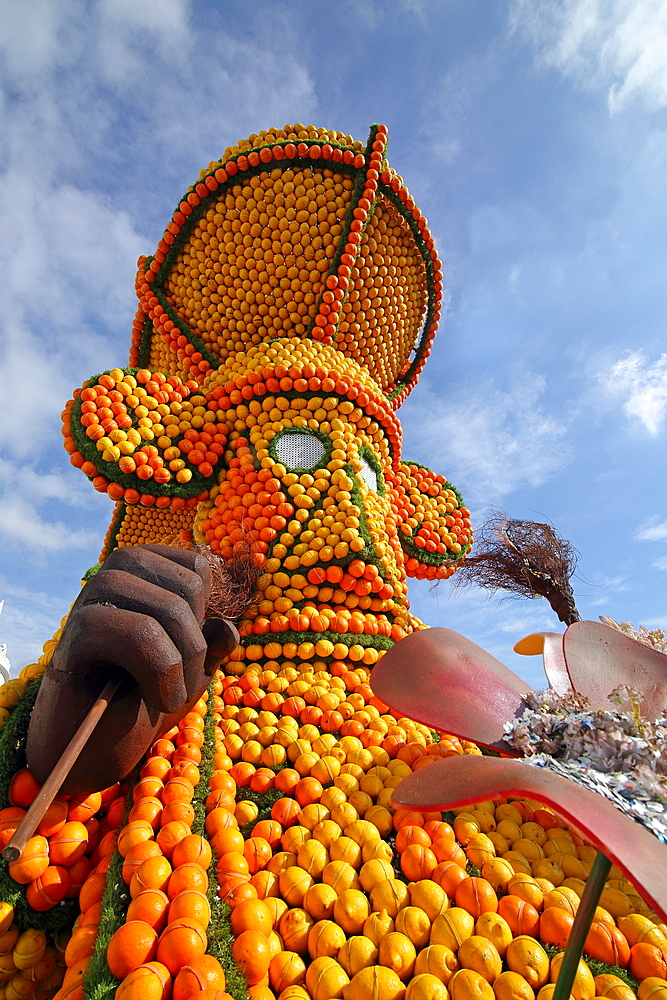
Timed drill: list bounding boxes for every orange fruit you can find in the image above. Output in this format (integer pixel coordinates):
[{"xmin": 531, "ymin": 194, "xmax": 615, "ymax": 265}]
[
  {"xmin": 8, "ymin": 835, "xmax": 49, "ymax": 884},
  {"xmin": 118, "ymin": 821, "xmax": 155, "ymax": 857},
  {"xmin": 115, "ymin": 962, "xmax": 171, "ymax": 1000},
  {"xmin": 173, "ymin": 955, "xmax": 226, "ymax": 1000},
  {"xmin": 130, "ymin": 857, "xmax": 172, "ymax": 898},
  {"xmin": 157, "ymin": 919, "xmax": 207, "ymax": 976},
  {"xmin": 68, "ymin": 792, "xmax": 102, "ymax": 824},
  {"xmin": 498, "ymin": 897, "xmax": 540, "ymax": 937},
  {"xmin": 107, "ymin": 922, "xmax": 158, "ymax": 979},
  {"xmin": 539, "ymin": 907, "xmax": 573, "ymax": 949},
  {"xmin": 167, "ymin": 863, "xmax": 209, "ymax": 899},
  {"xmin": 8, "ymin": 770, "xmax": 41, "ymax": 809},
  {"xmin": 36, "ymin": 797, "xmax": 68, "ymax": 838},
  {"xmin": 630, "ymin": 944, "xmax": 667, "ymax": 981},
  {"xmin": 64, "ymin": 927, "xmax": 98, "ymax": 967},
  {"xmin": 156, "ymin": 821, "xmax": 192, "ymax": 859},
  {"xmin": 122, "ymin": 842, "xmax": 163, "ymax": 885},
  {"xmin": 168, "ymin": 890, "xmax": 211, "ymax": 928},
  {"xmin": 406, "ymin": 973, "xmax": 450, "ymax": 1000},
  {"xmin": 172, "ymin": 835, "xmax": 212, "ymax": 870},
  {"xmin": 126, "ymin": 890, "xmax": 170, "ymax": 932},
  {"xmin": 584, "ymin": 922, "xmax": 630, "ymax": 968},
  {"xmin": 231, "ymin": 930, "xmax": 270, "ymax": 986},
  {"xmin": 455, "ymin": 878, "xmax": 499, "ymax": 919},
  {"xmin": 230, "ymin": 899, "xmax": 273, "ymax": 938},
  {"xmin": 25, "ymin": 866, "xmax": 70, "ymax": 910}
]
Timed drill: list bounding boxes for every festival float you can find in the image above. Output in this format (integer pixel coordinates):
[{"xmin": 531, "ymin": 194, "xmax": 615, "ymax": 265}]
[{"xmin": 1, "ymin": 123, "xmax": 666, "ymax": 1000}]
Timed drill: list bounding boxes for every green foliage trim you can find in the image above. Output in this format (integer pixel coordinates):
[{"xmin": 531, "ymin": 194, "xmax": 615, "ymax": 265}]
[
  {"xmin": 82, "ymin": 772, "xmax": 139, "ymax": 1000},
  {"xmin": 243, "ymin": 630, "xmax": 393, "ymax": 651},
  {"xmin": 197, "ymin": 684, "xmax": 249, "ymax": 1000},
  {"xmin": 378, "ymin": 183, "xmax": 438, "ymax": 401},
  {"xmin": 543, "ymin": 945, "xmax": 640, "ymax": 993},
  {"xmin": 137, "ymin": 313, "xmax": 153, "ymax": 369},
  {"xmin": 104, "ymin": 502, "xmax": 127, "ymax": 558}
]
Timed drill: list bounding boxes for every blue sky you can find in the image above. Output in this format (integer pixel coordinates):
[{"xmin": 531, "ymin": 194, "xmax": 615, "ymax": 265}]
[{"xmin": 1, "ymin": 0, "xmax": 665, "ymax": 687}]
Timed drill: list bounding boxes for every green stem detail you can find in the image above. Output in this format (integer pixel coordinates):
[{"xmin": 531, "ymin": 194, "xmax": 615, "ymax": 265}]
[{"xmin": 552, "ymin": 850, "xmax": 612, "ymax": 1000}]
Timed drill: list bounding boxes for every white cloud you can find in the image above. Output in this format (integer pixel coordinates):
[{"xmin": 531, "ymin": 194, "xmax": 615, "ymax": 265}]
[
  {"xmin": 510, "ymin": 0, "xmax": 667, "ymax": 113},
  {"xmin": 403, "ymin": 371, "xmax": 571, "ymax": 501},
  {"xmin": 598, "ymin": 351, "xmax": 667, "ymax": 434},
  {"xmin": 0, "ymin": 576, "xmax": 78, "ymax": 676},
  {"xmin": 635, "ymin": 516, "xmax": 667, "ymax": 542},
  {"xmin": 0, "ymin": 0, "xmax": 315, "ymax": 577},
  {"xmin": 654, "ymin": 558, "xmax": 667, "ymax": 572}
]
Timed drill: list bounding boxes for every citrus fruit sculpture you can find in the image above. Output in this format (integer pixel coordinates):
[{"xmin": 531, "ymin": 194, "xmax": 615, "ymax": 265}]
[{"xmin": 0, "ymin": 124, "xmax": 663, "ymax": 1000}]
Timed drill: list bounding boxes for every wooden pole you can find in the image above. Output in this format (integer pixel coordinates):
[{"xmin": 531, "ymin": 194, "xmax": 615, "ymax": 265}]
[{"xmin": 2, "ymin": 676, "xmax": 122, "ymax": 863}]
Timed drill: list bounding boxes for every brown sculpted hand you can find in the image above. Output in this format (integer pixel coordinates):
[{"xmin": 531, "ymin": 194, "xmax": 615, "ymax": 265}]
[{"xmin": 26, "ymin": 545, "xmax": 239, "ymax": 795}]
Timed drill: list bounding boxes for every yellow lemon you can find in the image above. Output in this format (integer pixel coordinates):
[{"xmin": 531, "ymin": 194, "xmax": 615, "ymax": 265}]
[
  {"xmin": 493, "ymin": 971, "xmax": 536, "ymax": 1000},
  {"xmin": 458, "ymin": 935, "xmax": 502, "ymax": 984},
  {"xmin": 406, "ymin": 973, "xmax": 450, "ymax": 1000},
  {"xmin": 414, "ymin": 943, "xmax": 458, "ymax": 985},
  {"xmin": 449, "ymin": 968, "xmax": 496, "ymax": 1000},
  {"xmin": 506, "ymin": 936, "xmax": 550, "ymax": 990},
  {"xmin": 338, "ymin": 936, "xmax": 378, "ymax": 978}
]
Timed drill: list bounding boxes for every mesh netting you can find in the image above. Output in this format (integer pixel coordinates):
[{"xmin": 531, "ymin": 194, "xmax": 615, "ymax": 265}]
[
  {"xmin": 358, "ymin": 457, "xmax": 378, "ymax": 492},
  {"xmin": 275, "ymin": 432, "xmax": 326, "ymax": 470}
]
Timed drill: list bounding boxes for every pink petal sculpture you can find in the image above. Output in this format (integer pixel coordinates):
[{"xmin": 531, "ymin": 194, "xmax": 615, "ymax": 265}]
[
  {"xmin": 514, "ymin": 631, "xmax": 572, "ymax": 695},
  {"xmin": 371, "ymin": 627, "xmax": 529, "ymax": 754},
  {"xmin": 565, "ymin": 621, "xmax": 667, "ymax": 719}
]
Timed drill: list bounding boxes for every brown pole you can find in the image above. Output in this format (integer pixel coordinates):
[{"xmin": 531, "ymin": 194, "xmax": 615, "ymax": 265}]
[{"xmin": 2, "ymin": 676, "xmax": 122, "ymax": 863}]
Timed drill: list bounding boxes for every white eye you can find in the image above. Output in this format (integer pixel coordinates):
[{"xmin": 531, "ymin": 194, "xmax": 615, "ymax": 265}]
[
  {"xmin": 358, "ymin": 456, "xmax": 379, "ymax": 492},
  {"xmin": 274, "ymin": 431, "xmax": 326, "ymax": 470}
]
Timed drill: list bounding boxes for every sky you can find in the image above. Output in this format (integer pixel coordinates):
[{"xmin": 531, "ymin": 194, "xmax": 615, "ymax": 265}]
[{"xmin": 0, "ymin": 0, "xmax": 666, "ymax": 688}]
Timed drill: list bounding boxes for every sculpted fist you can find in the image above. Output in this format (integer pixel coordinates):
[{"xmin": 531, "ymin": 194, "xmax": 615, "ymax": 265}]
[{"xmin": 27, "ymin": 545, "xmax": 239, "ymax": 794}]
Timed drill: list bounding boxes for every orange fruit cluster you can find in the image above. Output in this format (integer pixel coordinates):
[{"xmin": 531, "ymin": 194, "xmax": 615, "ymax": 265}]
[
  {"xmin": 3, "ymin": 772, "xmax": 119, "ymax": 912},
  {"xmin": 56, "ymin": 692, "xmax": 229, "ymax": 1000},
  {"xmin": 186, "ymin": 657, "xmax": 662, "ymax": 1000},
  {"xmin": 63, "ymin": 368, "xmax": 225, "ymax": 506}
]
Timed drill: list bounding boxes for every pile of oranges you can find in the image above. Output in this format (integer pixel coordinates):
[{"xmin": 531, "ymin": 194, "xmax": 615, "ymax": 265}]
[
  {"xmin": 1, "ymin": 770, "xmax": 118, "ymax": 913},
  {"xmin": 56, "ymin": 688, "xmax": 230, "ymax": 1000},
  {"xmin": 4, "ymin": 627, "xmax": 667, "ymax": 1000},
  {"xmin": 63, "ymin": 368, "xmax": 221, "ymax": 507}
]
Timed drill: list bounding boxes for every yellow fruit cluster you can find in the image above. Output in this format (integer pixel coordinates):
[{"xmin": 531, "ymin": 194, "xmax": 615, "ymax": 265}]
[
  {"xmin": 0, "ymin": 921, "xmax": 66, "ymax": 1000},
  {"xmin": 164, "ymin": 168, "xmax": 356, "ymax": 357}
]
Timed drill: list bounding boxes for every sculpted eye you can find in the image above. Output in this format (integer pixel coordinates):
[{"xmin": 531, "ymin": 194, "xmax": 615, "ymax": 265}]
[
  {"xmin": 274, "ymin": 430, "xmax": 326, "ymax": 470},
  {"xmin": 358, "ymin": 455, "xmax": 379, "ymax": 492}
]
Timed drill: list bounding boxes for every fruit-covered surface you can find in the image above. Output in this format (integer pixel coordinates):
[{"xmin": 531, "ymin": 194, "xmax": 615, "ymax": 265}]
[
  {"xmin": 3, "ymin": 122, "xmax": 666, "ymax": 1000},
  {"xmin": 2, "ymin": 651, "xmax": 667, "ymax": 1000}
]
